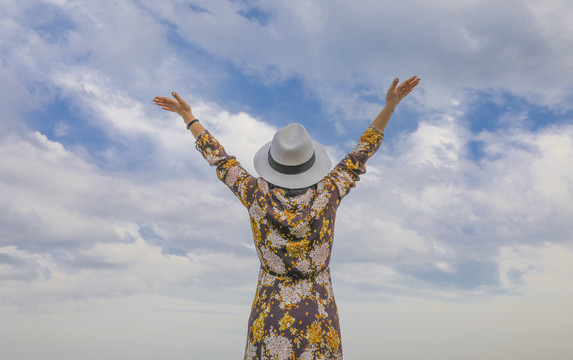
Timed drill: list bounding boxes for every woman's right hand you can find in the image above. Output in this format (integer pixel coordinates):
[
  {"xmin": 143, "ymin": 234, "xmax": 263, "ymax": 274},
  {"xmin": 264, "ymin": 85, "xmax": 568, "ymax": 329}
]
[
  {"xmin": 370, "ymin": 75, "xmax": 420, "ymax": 133},
  {"xmin": 385, "ymin": 76, "xmax": 420, "ymax": 108}
]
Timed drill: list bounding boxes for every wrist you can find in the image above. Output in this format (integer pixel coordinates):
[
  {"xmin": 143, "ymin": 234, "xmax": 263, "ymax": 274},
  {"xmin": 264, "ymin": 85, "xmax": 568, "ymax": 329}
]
[
  {"xmin": 383, "ymin": 102, "xmax": 398, "ymax": 112},
  {"xmin": 186, "ymin": 118, "xmax": 200, "ymax": 130},
  {"xmin": 183, "ymin": 114, "xmax": 196, "ymax": 124}
]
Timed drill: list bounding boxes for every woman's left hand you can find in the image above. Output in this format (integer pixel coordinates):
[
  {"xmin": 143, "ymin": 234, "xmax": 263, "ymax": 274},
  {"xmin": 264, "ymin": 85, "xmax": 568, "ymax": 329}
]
[{"xmin": 153, "ymin": 92, "xmax": 195, "ymax": 121}]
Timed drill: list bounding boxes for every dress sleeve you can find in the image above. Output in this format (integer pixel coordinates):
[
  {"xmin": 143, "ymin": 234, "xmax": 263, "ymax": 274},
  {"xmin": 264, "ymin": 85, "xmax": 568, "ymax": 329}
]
[
  {"xmin": 195, "ymin": 130, "xmax": 258, "ymax": 208},
  {"xmin": 328, "ymin": 125, "xmax": 384, "ymax": 199}
]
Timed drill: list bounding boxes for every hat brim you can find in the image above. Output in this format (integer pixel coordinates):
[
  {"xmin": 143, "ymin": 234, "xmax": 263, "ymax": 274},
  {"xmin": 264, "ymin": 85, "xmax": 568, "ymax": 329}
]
[{"xmin": 254, "ymin": 140, "xmax": 332, "ymax": 189}]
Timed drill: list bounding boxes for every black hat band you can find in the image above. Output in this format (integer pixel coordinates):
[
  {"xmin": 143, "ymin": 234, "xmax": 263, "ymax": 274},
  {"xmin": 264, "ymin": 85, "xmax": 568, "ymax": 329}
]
[{"xmin": 268, "ymin": 150, "xmax": 316, "ymax": 175}]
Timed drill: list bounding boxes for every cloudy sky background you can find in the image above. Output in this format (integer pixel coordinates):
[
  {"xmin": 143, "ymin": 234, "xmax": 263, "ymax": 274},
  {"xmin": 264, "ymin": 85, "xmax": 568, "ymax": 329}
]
[{"xmin": 1, "ymin": 0, "xmax": 573, "ymax": 359}]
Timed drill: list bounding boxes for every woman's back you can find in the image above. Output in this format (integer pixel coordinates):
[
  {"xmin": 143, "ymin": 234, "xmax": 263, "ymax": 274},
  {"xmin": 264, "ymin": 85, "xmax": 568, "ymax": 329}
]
[
  {"xmin": 195, "ymin": 125, "xmax": 384, "ymax": 359},
  {"xmin": 245, "ymin": 181, "xmax": 342, "ymax": 359}
]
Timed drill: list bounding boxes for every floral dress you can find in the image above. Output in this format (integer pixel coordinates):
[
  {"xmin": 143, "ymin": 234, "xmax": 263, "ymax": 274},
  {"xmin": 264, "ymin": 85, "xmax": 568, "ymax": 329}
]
[{"xmin": 195, "ymin": 125, "xmax": 383, "ymax": 360}]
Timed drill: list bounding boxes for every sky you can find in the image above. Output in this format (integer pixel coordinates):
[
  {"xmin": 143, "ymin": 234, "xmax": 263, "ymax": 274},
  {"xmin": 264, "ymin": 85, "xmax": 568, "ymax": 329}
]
[{"xmin": 1, "ymin": 0, "xmax": 573, "ymax": 359}]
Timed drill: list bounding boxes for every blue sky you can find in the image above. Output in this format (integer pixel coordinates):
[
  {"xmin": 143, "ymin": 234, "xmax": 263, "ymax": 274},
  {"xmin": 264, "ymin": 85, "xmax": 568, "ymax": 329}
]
[{"xmin": 1, "ymin": 0, "xmax": 573, "ymax": 359}]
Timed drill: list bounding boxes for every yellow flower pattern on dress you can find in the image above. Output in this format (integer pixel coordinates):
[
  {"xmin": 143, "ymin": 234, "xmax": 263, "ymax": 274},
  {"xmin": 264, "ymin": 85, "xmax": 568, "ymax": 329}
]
[
  {"xmin": 195, "ymin": 125, "xmax": 383, "ymax": 360},
  {"xmin": 279, "ymin": 312, "xmax": 295, "ymax": 331},
  {"xmin": 307, "ymin": 321, "xmax": 323, "ymax": 345}
]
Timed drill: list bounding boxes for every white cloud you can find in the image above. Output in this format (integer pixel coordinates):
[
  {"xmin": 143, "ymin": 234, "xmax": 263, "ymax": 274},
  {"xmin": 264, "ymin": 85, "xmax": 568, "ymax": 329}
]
[
  {"xmin": 0, "ymin": 109, "xmax": 260, "ymax": 307},
  {"xmin": 498, "ymin": 242, "xmax": 573, "ymax": 294},
  {"xmin": 396, "ymin": 116, "xmax": 465, "ymax": 169},
  {"xmin": 48, "ymin": 65, "xmax": 277, "ymax": 175},
  {"xmin": 0, "ymin": 220, "xmax": 256, "ymax": 308},
  {"xmin": 327, "ymin": 110, "xmax": 573, "ymax": 304},
  {"xmin": 0, "ymin": 131, "xmax": 116, "ymax": 245},
  {"xmin": 336, "ymin": 242, "xmax": 573, "ymax": 359},
  {"xmin": 142, "ymin": 0, "xmax": 573, "ymax": 116},
  {"xmin": 2, "ymin": 0, "xmax": 572, "ymax": 304}
]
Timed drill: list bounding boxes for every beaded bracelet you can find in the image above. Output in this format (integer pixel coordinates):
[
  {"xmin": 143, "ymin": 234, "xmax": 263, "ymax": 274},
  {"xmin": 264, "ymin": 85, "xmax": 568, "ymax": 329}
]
[{"xmin": 186, "ymin": 119, "xmax": 199, "ymax": 130}]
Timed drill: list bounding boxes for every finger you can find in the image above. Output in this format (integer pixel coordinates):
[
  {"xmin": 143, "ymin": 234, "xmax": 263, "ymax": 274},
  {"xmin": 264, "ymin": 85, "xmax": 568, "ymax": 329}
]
[
  {"xmin": 172, "ymin": 91, "xmax": 192, "ymax": 112},
  {"xmin": 404, "ymin": 81, "xmax": 419, "ymax": 91},
  {"xmin": 154, "ymin": 98, "xmax": 175, "ymax": 107},
  {"xmin": 403, "ymin": 75, "xmax": 418, "ymax": 84},
  {"xmin": 154, "ymin": 102, "xmax": 171, "ymax": 109},
  {"xmin": 402, "ymin": 77, "xmax": 420, "ymax": 90},
  {"xmin": 400, "ymin": 76, "xmax": 417, "ymax": 86},
  {"xmin": 388, "ymin": 77, "xmax": 399, "ymax": 91},
  {"xmin": 409, "ymin": 77, "xmax": 420, "ymax": 86},
  {"xmin": 172, "ymin": 91, "xmax": 184, "ymax": 103},
  {"xmin": 154, "ymin": 98, "xmax": 170, "ymax": 105}
]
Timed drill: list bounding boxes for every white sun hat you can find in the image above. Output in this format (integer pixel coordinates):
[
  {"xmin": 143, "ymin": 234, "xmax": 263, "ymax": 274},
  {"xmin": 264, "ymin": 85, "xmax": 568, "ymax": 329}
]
[{"xmin": 254, "ymin": 123, "xmax": 332, "ymax": 189}]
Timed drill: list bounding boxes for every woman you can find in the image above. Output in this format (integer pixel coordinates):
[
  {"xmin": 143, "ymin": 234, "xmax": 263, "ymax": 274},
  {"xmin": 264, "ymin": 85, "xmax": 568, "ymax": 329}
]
[{"xmin": 153, "ymin": 76, "xmax": 420, "ymax": 359}]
